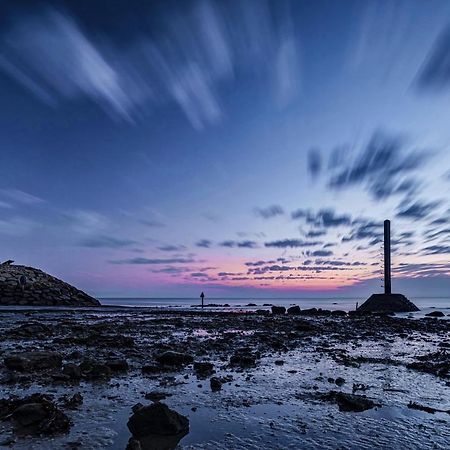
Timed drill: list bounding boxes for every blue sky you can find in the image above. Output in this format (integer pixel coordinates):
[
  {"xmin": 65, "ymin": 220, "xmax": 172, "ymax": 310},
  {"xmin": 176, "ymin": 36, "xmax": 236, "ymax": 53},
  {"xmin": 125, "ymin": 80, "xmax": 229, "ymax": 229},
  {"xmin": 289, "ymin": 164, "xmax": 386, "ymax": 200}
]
[{"xmin": 0, "ymin": 0, "xmax": 449, "ymax": 298}]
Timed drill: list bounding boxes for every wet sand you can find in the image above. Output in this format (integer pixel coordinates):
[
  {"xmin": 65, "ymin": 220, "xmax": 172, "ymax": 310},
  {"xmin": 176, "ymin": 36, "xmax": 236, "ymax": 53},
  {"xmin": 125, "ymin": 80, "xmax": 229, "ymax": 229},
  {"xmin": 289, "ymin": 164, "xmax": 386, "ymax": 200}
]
[{"xmin": 0, "ymin": 307, "xmax": 449, "ymax": 449}]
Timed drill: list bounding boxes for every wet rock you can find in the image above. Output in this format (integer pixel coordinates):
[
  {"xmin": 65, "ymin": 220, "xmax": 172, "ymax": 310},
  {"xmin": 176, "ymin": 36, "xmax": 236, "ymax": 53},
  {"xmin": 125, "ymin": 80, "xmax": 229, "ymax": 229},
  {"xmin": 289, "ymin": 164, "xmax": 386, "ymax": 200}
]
[
  {"xmin": 271, "ymin": 306, "xmax": 286, "ymax": 315},
  {"xmin": 144, "ymin": 391, "xmax": 172, "ymax": 402},
  {"xmin": 4, "ymin": 352, "xmax": 62, "ymax": 372},
  {"xmin": 407, "ymin": 351, "xmax": 450, "ymax": 378},
  {"xmin": 60, "ymin": 393, "xmax": 83, "ymax": 409},
  {"xmin": 6, "ymin": 395, "xmax": 72, "ymax": 435},
  {"xmin": 126, "ymin": 437, "xmax": 142, "ymax": 449},
  {"xmin": 155, "ymin": 351, "xmax": 193, "ymax": 367},
  {"xmin": 210, "ymin": 376, "xmax": 222, "ymax": 391},
  {"xmin": 287, "ymin": 305, "xmax": 301, "ymax": 315},
  {"xmin": 10, "ymin": 322, "xmax": 53, "ymax": 338},
  {"xmin": 106, "ymin": 359, "xmax": 129, "ymax": 372},
  {"xmin": 127, "ymin": 402, "xmax": 189, "ymax": 438},
  {"xmin": 331, "ymin": 310, "xmax": 347, "ymax": 317},
  {"xmin": 193, "ymin": 361, "xmax": 214, "ymax": 377},
  {"xmin": 79, "ymin": 359, "xmax": 111, "ymax": 380},
  {"xmin": 230, "ymin": 349, "xmax": 258, "ymax": 367},
  {"xmin": 62, "ymin": 363, "xmax": 82, "ymax": 380},
  {"xmin": 321, "ymin": 391, "xmax": 377, "ymax": 412},
  {"xmin": 425, "ymin": 311, "xmax": 445, "ymax": 317},
  {"xmin": 407, "ymin": 401, "xmax": 450, "ymax": 414}
]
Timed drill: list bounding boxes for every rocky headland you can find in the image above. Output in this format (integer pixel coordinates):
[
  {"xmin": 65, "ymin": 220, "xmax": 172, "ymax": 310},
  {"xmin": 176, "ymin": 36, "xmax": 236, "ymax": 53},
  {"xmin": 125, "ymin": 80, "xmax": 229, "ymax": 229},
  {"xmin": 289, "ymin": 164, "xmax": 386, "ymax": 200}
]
[{"xmin": 0, "ymin": 262, "xmax": 99, "ymax": 307}]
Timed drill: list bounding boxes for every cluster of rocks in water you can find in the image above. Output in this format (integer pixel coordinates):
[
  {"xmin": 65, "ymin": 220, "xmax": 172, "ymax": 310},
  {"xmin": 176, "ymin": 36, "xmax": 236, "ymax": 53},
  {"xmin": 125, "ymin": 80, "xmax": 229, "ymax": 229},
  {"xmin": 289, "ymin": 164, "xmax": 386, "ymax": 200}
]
[
  {"xmin": 0, "ymin": 263, "xmax": 99, "ymax": 307},
  {"xmin": 0, "ymin": 305, "xmax": 449, "ymax": 448}
]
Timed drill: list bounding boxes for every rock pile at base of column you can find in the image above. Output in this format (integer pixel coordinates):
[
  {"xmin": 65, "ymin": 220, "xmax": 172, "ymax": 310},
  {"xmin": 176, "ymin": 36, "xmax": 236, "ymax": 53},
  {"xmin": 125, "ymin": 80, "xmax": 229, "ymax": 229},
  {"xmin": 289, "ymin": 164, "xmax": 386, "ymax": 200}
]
[
  {"xmin": 0, "ymin": 263, "xmax": 100, "ymax": 307},
  {"xmin": 358, "ymin": 293, "xmax": 419, "ymax": 313}
]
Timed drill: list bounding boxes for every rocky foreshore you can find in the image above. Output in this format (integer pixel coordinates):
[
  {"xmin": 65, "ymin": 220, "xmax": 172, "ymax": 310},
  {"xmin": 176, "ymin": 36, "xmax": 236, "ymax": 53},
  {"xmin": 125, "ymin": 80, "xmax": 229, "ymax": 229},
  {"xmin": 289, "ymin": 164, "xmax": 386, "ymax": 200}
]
[
  {"xmin": 0, "ymin": 263, "xmax": 99, "ymax": 307},
  {"xmin": 0, "ymin": 306, "xmax": 449, "ymax": 448}
]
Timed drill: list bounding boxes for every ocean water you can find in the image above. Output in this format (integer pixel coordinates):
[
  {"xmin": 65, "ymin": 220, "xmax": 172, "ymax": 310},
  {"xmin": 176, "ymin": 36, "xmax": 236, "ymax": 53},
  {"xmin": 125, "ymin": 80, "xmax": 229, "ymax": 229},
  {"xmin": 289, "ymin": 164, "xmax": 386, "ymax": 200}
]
[{"xmin": 100, "ymin": 296, "xmax": 450, "ymax": 314}]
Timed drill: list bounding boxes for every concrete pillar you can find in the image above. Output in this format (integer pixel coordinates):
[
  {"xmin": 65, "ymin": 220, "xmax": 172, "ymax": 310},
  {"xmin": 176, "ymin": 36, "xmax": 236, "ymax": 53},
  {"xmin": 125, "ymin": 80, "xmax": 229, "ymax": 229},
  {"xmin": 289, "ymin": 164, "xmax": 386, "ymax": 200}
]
[{"xmin": 384, "ymin": 220, "xmax": 391, "ymax": 294}]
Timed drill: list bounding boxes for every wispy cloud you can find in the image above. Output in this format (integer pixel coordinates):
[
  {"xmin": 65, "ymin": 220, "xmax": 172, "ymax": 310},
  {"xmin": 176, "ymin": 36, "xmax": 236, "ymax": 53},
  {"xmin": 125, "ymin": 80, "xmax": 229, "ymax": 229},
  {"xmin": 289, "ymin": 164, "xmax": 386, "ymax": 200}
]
[
  {"xmin": 253, "ymin": 205, "xmax": 284, "ymax": 219},
  {"xmin": 157, "ymin": 244, "xmax": 186, "ymax": 252},
  {"xmin": 80, "ymin": 235, "xmax": 136, "ymax": 249},
  {"xmin": 0, "ymin": 189, "xmax": 45, "ymax": 205},
  {"xmin": 196, "ymin": 239, "xmax": 213, "ymax": 248},
  {"xmin": 396, "ymin": 200, "xmax": 441, "ymax": 219},
  {"xmin": 0, "ymin": 2, "xmax": 301, "ymax": 129},
  {"xmin": 111, "ymin": 257, "xmax": 195, "ymax": 265},
  {"xmin": 220, "ymin": 240, "xmax": 259, "ymax": 249},
  {"xmin": 264, "ymin": 239, "xmax": 322, "ymax": 248},
  {"xmin": 326, "ymin": 132, "xmax": 430, "ymax": 200}
]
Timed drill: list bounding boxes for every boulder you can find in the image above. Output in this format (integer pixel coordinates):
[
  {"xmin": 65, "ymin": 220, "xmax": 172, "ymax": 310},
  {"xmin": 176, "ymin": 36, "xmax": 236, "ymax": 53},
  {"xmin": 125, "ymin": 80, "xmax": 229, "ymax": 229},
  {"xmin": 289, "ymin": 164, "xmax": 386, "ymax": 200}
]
[
  {"xmin": 287, "ymin": 305, "xmax": 301, "ymax": 315},
  {"xmin": 0, "ymin": 263, "xmax": 99, "ymax": 307},
  {"xmin": 271, "ymin": 306, "xmax": 286, "ymax": 315},
  {"xmin": 230, "ymin": 349, "xmax": 258, "ymax": 367},
  {"xmin": 106, "ymin": 359, "xmax": 129, "ymax": 372},
  {"xmin": 210, "ymin": 377, "xmax": 222, "ymax": 391},
  {"xmin": 155, "ymin": 351, "xmax": 193, "ymax": 367},
  {"xmin": 193, "ymin": 361, "xmax": 214, "ymax": 377},
  {"xmin": 4, "ymin": 352, "xmax": 62, "ymax": 372},
  {"xmin": 425, "ymin": 311, "xmax": 445, "ymax": 317},
  {"xmin": 127, "ymin": 403, "xmax": 189, "ymax": 438},
  {"xmin": 62, "ymin": 363, "xmax": 82, "ymax": 380},
  {"xmin": 9, "ymin": 396, "xmax": 72, "ymax": 435}
]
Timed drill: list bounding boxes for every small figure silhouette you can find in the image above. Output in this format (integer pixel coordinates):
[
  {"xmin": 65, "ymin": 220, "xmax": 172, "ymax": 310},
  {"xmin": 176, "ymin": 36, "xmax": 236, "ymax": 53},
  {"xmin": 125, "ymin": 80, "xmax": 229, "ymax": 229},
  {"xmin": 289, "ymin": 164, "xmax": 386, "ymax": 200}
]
[
  {"xmin": 200, "ymin": 291, "xmax": 205, "ymax": 308},
  {"xmin": 356, "ymin": 301, "xmax": 359, "ymax": 310}
]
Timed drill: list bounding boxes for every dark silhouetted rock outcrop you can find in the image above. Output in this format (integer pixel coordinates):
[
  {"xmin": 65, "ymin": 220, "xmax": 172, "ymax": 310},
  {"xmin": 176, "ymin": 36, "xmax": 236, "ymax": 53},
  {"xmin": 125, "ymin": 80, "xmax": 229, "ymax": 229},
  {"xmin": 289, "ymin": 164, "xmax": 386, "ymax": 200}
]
[
  {"xmin": 357, "ymin": 293, "xmax": 419, "ymax": 313},
  {"xmin": 0, "ymin": 263, "xmax": 99, "ymax": 307}
]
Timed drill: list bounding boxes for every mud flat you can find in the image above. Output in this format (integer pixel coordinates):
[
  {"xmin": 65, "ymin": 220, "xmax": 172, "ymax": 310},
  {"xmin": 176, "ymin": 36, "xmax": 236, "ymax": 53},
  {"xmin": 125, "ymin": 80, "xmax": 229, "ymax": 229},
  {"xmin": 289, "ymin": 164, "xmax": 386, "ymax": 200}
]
[{"xmin": 0, "ymin": 307, "xmax": 449, "ymax": 449}]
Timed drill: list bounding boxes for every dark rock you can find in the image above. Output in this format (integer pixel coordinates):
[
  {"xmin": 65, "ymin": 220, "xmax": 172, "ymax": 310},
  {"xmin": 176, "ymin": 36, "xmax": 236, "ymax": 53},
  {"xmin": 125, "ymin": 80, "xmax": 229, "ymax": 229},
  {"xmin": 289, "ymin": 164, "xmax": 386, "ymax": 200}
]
[
  {"xmin": 321, "ymin": 391, "xmax": 377, "ymax": 412},
  {"xmin": 210, "ymin": 377, "xmax": 222, "ymax": 391},
  {"xmin": 193, "ymin": 361, "xmax": 214, "ymax": 376},
  {"xmin": 144, "ymin": 391, "xmax": 172, "ymax": 402},
  {"xmin": 407, "ymin": 351, "xmax": 450, "ymax": 378},
  {"xmin": 331, "ymin": 310, "xmax": 347, "ymax": 317},
  {"xmin": 79, "ymin": 359, "xmax": 111, "ymax": 380},
  {"xmin": 155, "ymin": 351, "xmax": 193, "ymax": 367},
  {"xmin": 126, "ymin": 437, "xmax": 142, "ymax": 450},
  {"xmin": 358, "ymin": 293, "xmax": 419, "ymax": 313},
  {"xmin": 271, "ymin": 306, "xmax": 286, "ymax": 315},
  {"xmin": 287, "ymin": 305, "xmax": 301, "ymax": 315},
  {"xmin": 127, "ymin": 402, "xmax": 189, "ymax": 438},
  {"xmin": 230, "ymin": 349, "xmax": 258, "ymax": 367},
  {"xmin": 4, "ymin": 352, "xmax": 62, "ymax": 372},
  {"xmin": 62, "ymin": 363, "xmax": 82, "ymax": 380},
  {"xmin": 335, "ymin": 377, "xmax": 346, "ymax": 386},
  {"xmin": 425, "ymin": 311, "xmax": 445, "ymax": 317},
  {"xmin": 10, "ymin": 322, "xmax": 53, "ymax": 338},
  {"xmin": 10, "ymin": 397, "xmax": 72, "ymax": 435},
  {"xmin": 106, "ymin": 359, "xmax": 129, "ymax": 372},
  {"xmin": 407, "ymin": 401, "xmax": 450, "ymax": 414},
  {"xmin": 274, "ymin": 360, "xmax": 284, "ymax": 366},
  {"xmin": 61, "ymin": 393, "xmax": 83, "ymax": 409}
]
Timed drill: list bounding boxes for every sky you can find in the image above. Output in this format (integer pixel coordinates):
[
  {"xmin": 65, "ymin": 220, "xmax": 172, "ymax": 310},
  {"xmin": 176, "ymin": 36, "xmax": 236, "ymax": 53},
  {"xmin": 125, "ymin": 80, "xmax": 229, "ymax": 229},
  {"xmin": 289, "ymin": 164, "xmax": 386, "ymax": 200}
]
[{"xmin": 0, "ymin": 0, "xmax": 449, "ymax": 299}]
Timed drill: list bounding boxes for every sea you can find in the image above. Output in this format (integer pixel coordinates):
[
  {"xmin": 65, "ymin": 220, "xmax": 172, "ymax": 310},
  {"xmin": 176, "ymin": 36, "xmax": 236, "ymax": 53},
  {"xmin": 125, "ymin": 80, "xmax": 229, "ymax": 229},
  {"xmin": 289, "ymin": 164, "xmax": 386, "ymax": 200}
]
[{"xmin": 100, "ymin": 296, "xmax": 450, "ymax": 317}]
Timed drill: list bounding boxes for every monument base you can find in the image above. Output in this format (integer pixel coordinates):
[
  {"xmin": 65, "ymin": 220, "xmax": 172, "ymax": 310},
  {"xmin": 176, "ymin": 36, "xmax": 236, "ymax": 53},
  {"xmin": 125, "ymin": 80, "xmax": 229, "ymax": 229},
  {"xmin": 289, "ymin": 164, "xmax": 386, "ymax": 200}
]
[{"xmin": 358, "ymin": 293, "xmax": 419, "ymax": 313}]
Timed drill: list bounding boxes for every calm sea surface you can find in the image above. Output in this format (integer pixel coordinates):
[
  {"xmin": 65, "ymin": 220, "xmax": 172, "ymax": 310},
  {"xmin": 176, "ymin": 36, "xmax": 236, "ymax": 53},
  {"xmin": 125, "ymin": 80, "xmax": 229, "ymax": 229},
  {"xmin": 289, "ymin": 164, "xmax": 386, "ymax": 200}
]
[{"xmin": 100, "ymin": 296, "xmax": 450, "ymax": 314}]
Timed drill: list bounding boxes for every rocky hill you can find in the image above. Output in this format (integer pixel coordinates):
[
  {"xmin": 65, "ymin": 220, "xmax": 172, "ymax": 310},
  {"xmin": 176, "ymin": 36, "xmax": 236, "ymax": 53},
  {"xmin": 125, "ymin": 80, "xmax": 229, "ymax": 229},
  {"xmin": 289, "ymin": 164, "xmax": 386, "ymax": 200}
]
[{"xmin": 0, "ymin": 263, "xmax": 100, "ymax": 307}]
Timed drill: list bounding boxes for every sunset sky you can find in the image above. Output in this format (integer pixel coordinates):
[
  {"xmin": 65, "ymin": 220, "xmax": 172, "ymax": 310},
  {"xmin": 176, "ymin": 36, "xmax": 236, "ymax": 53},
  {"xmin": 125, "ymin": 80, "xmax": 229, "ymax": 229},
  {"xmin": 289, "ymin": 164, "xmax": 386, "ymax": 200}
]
[{"xmin": 0, "ymin": 0, "xmax": 449, "ymax": 298}]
